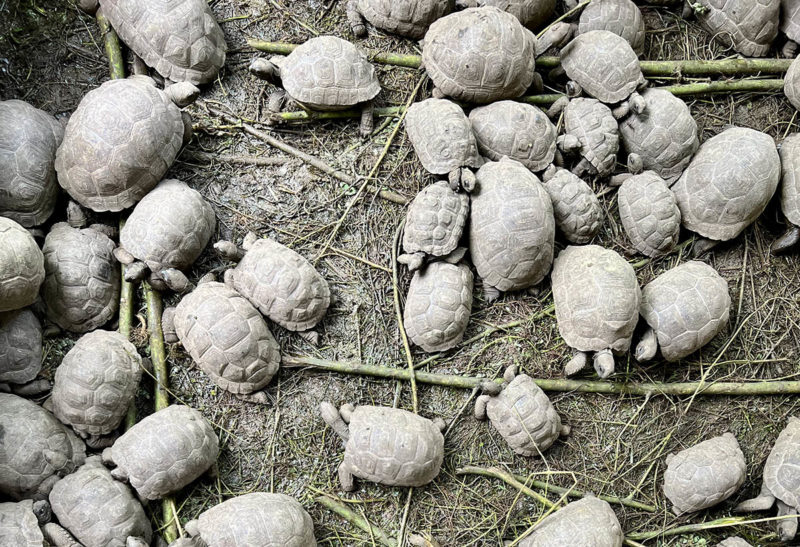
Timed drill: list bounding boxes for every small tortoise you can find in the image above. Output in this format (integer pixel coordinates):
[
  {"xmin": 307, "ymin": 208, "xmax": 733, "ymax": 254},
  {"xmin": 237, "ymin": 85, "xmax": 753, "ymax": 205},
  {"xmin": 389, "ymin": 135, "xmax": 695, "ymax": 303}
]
[
  {"xmin": 320, "ymin": 403, "xmax": 445, "ymax": 490},
  {"xmin": 41, "ymin": 223, "xmax": 120, "ymax": 333},
  {"xmin": 469, "ymin": 157, "xmax": 555, "ymax": 301},
  {"xmin": 773, "ymin": 133, "xmax": 800, "ymax": 253},
  {"xmin": 672, "ymin": 127, "xmax": 780, "ymax": 256},
  {"xmin": 664, "ymin": 432, "xmax": 746, "ymax": 515},
  {"xmin": 543, "ymin": 166, "xmax": 604, "ymax": 244},
  {"xmin": 717, "ymin": 538, "xmax": 752, "ymax": 547},
  {"xmin": 637, "ymin": 261, "xmax": 730, "ymax": 362},
  {"xmin": 469, "ymin": 101, "xmax": 558, "ymax": 172},
  {"xmin": 576, "ymin": 0, "xmax": 645, "ymax": 54},
  {"xmin": 475, "ymin": 365, "xmax": 569, "ymax": 456},
  {"xmin": 399, "ymin": 180, "xmax": 470, "ymax": 271},
  {"xmin": 617, "ymin": 171, "xmax": 682, "ymax": 257},
  {"xmin": 516, "ymin": 496, "xmax": 624, "ymax": 546},
  {"xmin": 102, "ymin": 405, "xmax": 219, "ymax": 501},
  {"xmin": 550, "ymin": 97, "xmax": 620, "ymax": 178},
  {"xmin": 0, "ymin": 309, "xmax": 47, "ymax": 396},
  {"xmin": 51, "ymin": 330, "xmax": 143, "ymax": 448},
  {"xmin": 552, "ymin": 245, "xmax": 641, "ymax": 378},
  {"xmin": 618, "ymin": 88, "xmax": 700, "ymax": 182},
  {"xmin": 782, "ymin": 0, "xmax": 800, "ymax": 56},
  {"xmin": 684, "ymin": 0, "xmax": 779, "ymax": 57},
  {"xmin": 215, "ymin": 234, "xmax": 331, "ymax": 345},
  {"xmin": 454, "ymin": 0, "xmax": 556, "ymax": 29},
  {"xmin": 0, "ymin": 393, "xmax": 86, "ymax": 500},
  {"xmin": 49, "ymin": 456, "xmax": 151, "ymax": 547},
  {"xmin": 405, "ymin": 99, "xmax": 483, "ymax": 190},
  {"xmin": 116, "ymin": 178, "xmax": 215, "ymax": 292},
  {"xmin": 173, "ymin": 493, "xmax": 316, "ymax": 547},
  {"xmin": 0, "ymin": 217, "xmax": 45, "ymax": 313},
  {"xmin": 55, "ymin": 76, "xmax": 194, "ymax": 213},
  {"xmin": 0, "ymin": 500, "xmax": 51, "ymax": 546},
  {"xmin": 165, "ymin": 280, "xmax": 281, "ymax": 404},
  {"xmin": 0, "ymin": 100, "xmax": 63, "ymax": 227},
  {"xmin": 250, "ymin": 36, "xmax": 381, "ymax": 136},
  {"xmin": 403, "ymin": 261, "xmax": 473, "ymax": 352},
  {"xmin": 347, "ymin": 0, "xmax": 452, "ymax": 38},
  {"xmin": 785, "ymin": 56, "xmax": 800, "ymax": 110}
]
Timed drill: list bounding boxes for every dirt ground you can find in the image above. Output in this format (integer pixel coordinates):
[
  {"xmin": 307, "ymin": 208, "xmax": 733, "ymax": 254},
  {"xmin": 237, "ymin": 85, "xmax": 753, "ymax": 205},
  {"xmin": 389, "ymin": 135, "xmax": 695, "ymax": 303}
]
[{"xmin": 3, "ymin": 0, "xmax": 800, "ymax": 545}]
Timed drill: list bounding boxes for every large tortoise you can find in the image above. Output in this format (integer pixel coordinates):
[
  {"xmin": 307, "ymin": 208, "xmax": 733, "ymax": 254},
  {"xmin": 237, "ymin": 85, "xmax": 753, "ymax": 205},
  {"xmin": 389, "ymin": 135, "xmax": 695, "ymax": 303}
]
[
  {"xmin": 543, "ymin": 166, "xmax": 604, "ymax": 244},
  {"xmin": 0, "ymin": 309, "xmax": 46, "ymax": 396},
  {"xmin": 0, "ymin": 217, "xmax": 45, "ymax": 313},
  {"xmin": 320, "ymin": 403, "xmax": 445, "ymax": 490},
  {"xmin": 685, "ymin": 0, "xmax": 779, "ymax": 57},
  {"xmin": 347, "ymin": 0, "xmax": 452, "ymax": 38},
  {"xmin": 552, "ymin": 245, "xmax": 641, "ymax": 378},
  {"xmin": 0, "ymin": 500, "xmax": 50, "ymax": 546},
  {"xmin": 454, "ymin": 0, "xmax": 556, "ymax": 29},
  {"xmin": 576, "ymin": 0, "xmax": 645, "ymax": 54},
  {"xmin": 0, "ymin": 100, "xmax": 63, "ymax": 227},
  {"xmin": 516, "ymin": 497, "xmax": 624, "ymax": 546},
  {"xmin": 773, "ymin": 133, "xmax": 800, "ymax": 253},
  {"xmin": 617, "ymin": 171, "xmax": 682, "ymax": 257},
  {"xmin": 551, "ymin": 97, "xmax": 620, "ymax": 178}
]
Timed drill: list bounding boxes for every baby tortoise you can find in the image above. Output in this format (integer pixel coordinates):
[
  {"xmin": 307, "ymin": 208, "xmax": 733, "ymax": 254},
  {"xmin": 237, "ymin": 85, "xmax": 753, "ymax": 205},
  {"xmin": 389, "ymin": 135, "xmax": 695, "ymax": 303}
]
[
  {"xmin": 550, "ymin": 97, "xmax": 620, "ymax": 178},
  {"xmin": 543, "ymin": 166, "xmax": 604, "ymax": 244},
  {"xmin": 617, "ymin": 171, "xmax": 681, "ymax": 257},
  {"xmin": 0, "ymin": 217, "xmax": 44, "ymax": 313},
  {"xmin": 347, "ymin": 0, "xmax": 452, "ymax": 38},
  {"xmin": 683, "ymin": 0, "xmax": 779, "ymax": 57},
  {"xmin": 0, "ymin": 309, "xmax": 47, "ymax": 396},
  {"xmin": 455, "ymin": 0, "xmax": 556, "ymax": 29},
  {"xmin": 575, "ymin": 0, "xmax": 645, "ymax": 54},
  {"xmin": 516, "ymin": 496, "xmax": 624, "ymax": 546},
  {"xmin": 782, "ymin": 0, "xmax": 800, "ymax": 56},
  {"xmin": 773, "ymin": 133, "xmax": 800, "ymax": 253}
]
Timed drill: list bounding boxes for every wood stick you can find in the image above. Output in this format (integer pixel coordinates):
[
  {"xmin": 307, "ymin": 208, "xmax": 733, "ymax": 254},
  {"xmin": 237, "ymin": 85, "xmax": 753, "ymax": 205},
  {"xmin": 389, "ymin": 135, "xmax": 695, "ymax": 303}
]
[
  {"xmin": 95, "ymin": 11, "xmax": 125, "ymax": 79},
  {"xmin": 457, "ymin": 466, "xmax": 559, "ymax": 509},
  {"xmin": 183, "ymin": 150, "xmax": 290, "ymax": 166},
  {"xmin": 315, "ymin": 495, "xmax": 397, "ymax": 546}
]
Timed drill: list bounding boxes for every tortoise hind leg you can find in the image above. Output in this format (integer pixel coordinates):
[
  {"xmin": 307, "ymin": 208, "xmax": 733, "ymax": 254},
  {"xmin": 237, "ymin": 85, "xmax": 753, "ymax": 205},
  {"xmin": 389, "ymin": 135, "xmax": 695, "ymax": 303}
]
[
  {"xmin": 777, "ymin": 501, "xmax": 799, "ymax": 542},
  {"xmin": 346, "ymin": 0, "xmax": 367, "ymax": 37},
  {"xmin": 734, "ymin": 484, "xmax": 776, "ymax": 512},
  {"xmin": 338, "ymin": 462, "xmax": 356, "ymax": 491},
  {"xmin": 268, "ymin": 89, "xmax": 288, "ymax": 112},
  {"xmin": 783, "ymin": 40, "xmax": 800, "ymax": 58},
  {"xmin": 359, "ymin": 101, "xmax": 374, "ymax": 137},
  {"xmin": 236, "ymin": 391, "xmax": 271, "ymax": 405},
  {"xmin": 772, "ymin": 225, "xmax": 800, "ymax": 254},
  {"xmin": 42, "ymin": 522, "xmax": 80, "ymax": 547},
  {"xmin": 564, "ymin": 351, "xmax": 588, "ymax": 376}
]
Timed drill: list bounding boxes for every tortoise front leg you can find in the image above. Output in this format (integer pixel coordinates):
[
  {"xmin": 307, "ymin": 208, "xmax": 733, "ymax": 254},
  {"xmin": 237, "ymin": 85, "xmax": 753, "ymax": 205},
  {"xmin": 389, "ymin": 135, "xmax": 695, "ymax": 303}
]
[
  {"xmin": 347, "ymin": 0, "xmax": 367, "ymax": 37},
  {"xmin": 236, "ymin": 391, "xmax": 271, "ymax": 405},
  {"xmin": 338, "ymin": 462, "xmax": 356, "ymax": 491},
  {"xmin": 359, "ymin": 101, "xmax": 374, "ymax": 137},
  {"xmin": 474, "ymin": 395, "xmax": 491, "ymax": 420},
  {"xmin": 772, "ymin": 225, "xmax": 800, "ymax": 254},
  {"xmin": 564, "ymin": 351, "xmax": 588, "ymax": 376},
  {"xmin": 42, "ymin": 522, "xmax": 80, "ymax": 547},
  {"xmin": 735, "ymin": 483, "xmax": 776, "ymax": 512}
]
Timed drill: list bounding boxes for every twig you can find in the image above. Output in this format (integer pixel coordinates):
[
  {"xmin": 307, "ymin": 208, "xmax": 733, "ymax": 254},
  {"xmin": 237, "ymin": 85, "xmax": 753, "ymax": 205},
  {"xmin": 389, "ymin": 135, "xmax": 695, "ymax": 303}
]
[
  {"xmin": 315, "ymin": 495, "xmax": 396, "ymax": 546},
  {"xmin": 95, "ymin": 10, "xmax": 124, "ymax": 79},
  {"xmin": 119, "ymin": 220, "xmax": 137, "ymax": 429},
  {"xmin": 627, "ymin": 515, "xmax": 797, "ymax": 541},
  {"xmin": 538, "ymin": 0, "xmax": 591, "ymax": 38},
  {"xmin": 457, "ymin": 467, "xmax": 558, "ymax": 509},
  {"xmin": 392, "ymin": 219, "xmax": 419, "ymax": 413},
  {"xmin": 183, "ymin": 150, "xmax": 290, "ymax": 166}
]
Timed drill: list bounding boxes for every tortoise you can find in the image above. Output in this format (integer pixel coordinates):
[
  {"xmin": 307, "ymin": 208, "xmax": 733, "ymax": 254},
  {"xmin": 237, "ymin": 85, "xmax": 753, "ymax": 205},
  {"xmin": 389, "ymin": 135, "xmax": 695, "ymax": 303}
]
[
  {"xmin": 618, "ymin": 88, "xmax": 700, "ymax": 183},
  {"xmin": 773, "ymin": 133, "xmax": 800, "ymax": 253},
  {"xmin": 0, "ymin": 217, "xmax": 45, "ymax": 313},
  {"xmin": 102, "ymin": 405, "xmax": 219, "ymax": 501},
  {"xmin": 164, "ymin": 280, "xmax": 281, "ymax": 404},
  {"xmin": 405, "ymin": 99, "xmax": 483, "ymax": 190},
  {"xmin": 403, "ymin": 261, "xmax": 473, "ymax": 352},
  {"xmin": 0, "ymin": 309, "xmax": 48, "ymax": 396},
  {"xmin": 0, "ymin": 393, "xmax": 86, "ymax": 500},
  {"xmin": 319, "ymin": 402, "xmax": 445, "ymax": 490},
  {"xmin": 672, "ymin": 127, "xmax": 780, "ymax": 256},
  {"xmin": 421, "ymin": 7, "xmax": 572, "ymax": 103},
  {"xmin": 346, "ymin": 0, "xmax": 452, "ymax": 38},
  {"xmin": 51, "ymin": 330, "xmax": 143, "ymax": 448},
  {"xmin": 173, "ymin": 493, "xmax": 316, "ymax": 547},
  {"xmin": 663, "ymin": 432, "xmax": 746, "ymax": 515},
  {"xmin": 475, "ymin": 365, "xmax": 569, "ymax": 456},
  {"xmin": 717, "ymin": 538, "xmax": 752, "ymax": 547},
  {"xmin": 453, "ymin": 0, "xmax": 556, "ymax": 29},
  {"xmin": 0, "ymin": 500, "xmax": 51, "ymax": 546},
  {"xmin": 552, "ymin": 245, "xmax": 641, "ymax": 378},
  {"xmin": 684, "ymin": 0, "xmax": 779, "ymax": 57},
  {"xmin": 468, "ymin": 101, "xmax": 558, "ymax": 172},
  {"xmin": 116, "ymin": 178, "xmax": 215, "ymax": 293},
  {"xmin": 469, "ymin": 157, "xmax": 555, "ymax": 302},
  {"xmin": 516, "ymin": 496, "xmax": 624, "ymax": 546},
  {"xmin": 214, "ymin": 234, "xmax": 331, "ymax": 345},
  {"xmin": 41, "ymin": 222, "xmax": 120, "ymax": 333},
  {"xmin": 617, "ymin": 171, "xmax": 682, "ymax": 257},
  {"xmin": 0, "ymin": 100, "xmax": 63, "ymax": 227},
  {"xmin": 637, "ymin": 261, "xmax": 730, "ymax": 362},
  {"xmin": 550, "ymin": 97, "xmax": 620, "ymax": 178},
  {"xmin": 55, "ymin": 76, "xmax": 194, "ymax": 213},
  {"xmin": 542, "ymin": 166, "xmax": 604, "ymax": 244},
  {"xmin": 782, "ymin": 0, "xmax": 800, "ymax": 56},
  {"xmin": 49, "ymin": 456, "xmax": 151, "ymax": 547},
  {"xmin": 249, "ymin": 36, "xmax": 381, "ymax": 137},
  {"xmin": 786, "ymin": 55, "xmax": 800, "ymax": 110},
  {"xmin": 399, "ymin": 180, "xmax": 470, "ymax": 271},
  {"xmin": 575, "ymin": 0, "xmax": 645, "ymax": 54}
]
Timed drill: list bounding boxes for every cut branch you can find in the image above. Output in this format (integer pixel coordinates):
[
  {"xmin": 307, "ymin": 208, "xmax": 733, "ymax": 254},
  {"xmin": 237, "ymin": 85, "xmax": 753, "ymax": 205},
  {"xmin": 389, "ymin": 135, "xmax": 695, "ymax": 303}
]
[
  {"xmin": 315, "ymin": 495, "xmax": 396, "ymax": 546},
  {"xmin": 96, "ymin": 11, "xmax": 125, "ymax": 79}
]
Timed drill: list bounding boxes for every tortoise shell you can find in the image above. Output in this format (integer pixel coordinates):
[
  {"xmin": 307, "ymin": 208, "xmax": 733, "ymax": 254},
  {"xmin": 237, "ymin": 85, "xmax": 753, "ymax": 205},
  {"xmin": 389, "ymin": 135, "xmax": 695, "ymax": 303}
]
[
  {"xmin": 52, "ymin": 330, "xmax": 142, "ymax": 437},
  {"xmin": 562, "ymin": 98, "xmax": 619, "ymax": 177},
  {"xmin": 0, "ymin": 501, "xmax": 43, "ymax": 546},
  {"xmin": 101, "ymin": 0, "xmax": 226, "ymax": 85},
  {"xmin": 404, "ymin": 261, "xmax": 473, "ymax": 352},
  {"xmin": 42, "ymin": 223, "xmax": 120, "ymax": 333},
  {"xmin": 577, "ymin": 0, "xmax": 645, "ymax": 54},
  {"xmin": 0, "ymin": 100, "xmax": 63, "ymax": 227},
  {"xmin": 717, "ymin": 538, "xmax": 753, "ymax": 547},
  {"xmin": 174, "ymin": 281, "xmax": 281, "ymax": 395},
  {"xmin": 663, "ymin": 433, "xmax": 746, "ymax": 515},
  {"xmin": 779, "ymin": 133, "xmax": 800, "ymax": 227},
  {"xmin": 402, "ymin": 180, "xmax": 469, "ymax": 258},
  {"xmin": 0, "ymin": 217, "xmax": 45, "ymax": 313},
  {"xmin": 763, "ymin": 417, "xmax": 800, "ymax": 509},
  {"xmin": 695, "ymin": 0, "xmax": 779, "ymax": 57},
  {"xmin": 464, "ymin": 0, "xmax": 556, "ymax": 29},
  {"xmin": 280, "ymin": 36, "xmax": 380, "ymax": 109},
  {"xmin": 785, "ymin": 56, "xmax": 800, "ymax": 110},
  {"xmin": 552, "ymin": 245, "xmax": 641, "ymax": 354},
  {"xmin": 355, "ymin": 0, "xmax": 452, "ymax": 38},
  {"xmin": 672, "ymin": 127, "xmax": 780, "ymax": 242},
  {"xmin": 782, "ymin": 0, "xmax": 800, "ymax": 42},
  {"xmin": 544, "ymin": 167, "xmax": 603, "ymax": 244},
  {"xmin": 518, "ymin": 497, "xmax": 624, "ymax": 547},
  {"xmin": 469, "ymin": 101, "xmax": 557, "ymax": 171},
  {"xmin": 55, "ymin": 76, "xmax": 185, "ymax": 212},
  {"xmin": 618, "ymin": 171, "xmax": 681, "ymax": 257},
  {"xmin": 0, "ymin": 309, "xmax": 42, "ymax": 386}
]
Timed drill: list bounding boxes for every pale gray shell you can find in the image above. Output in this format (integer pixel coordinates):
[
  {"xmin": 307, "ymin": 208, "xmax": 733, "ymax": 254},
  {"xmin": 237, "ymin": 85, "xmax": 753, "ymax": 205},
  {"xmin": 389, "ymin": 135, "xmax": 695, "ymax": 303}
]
[
  {"xmin": 421, "ymin": 7, "xmax": 537, "ymax": 103},
  {"xmin": 193, "ymin": 493, "xmax": 316, "ymax": 547},
  {"xmin": 663, "ymin": 433, "xmax": 746, "ymax": 514},
  {"xmin": 405, "ymin": 99, "xmax": 482, "ymax": 175},
  {"xmin": 343, "ymin": 406, "xmax": 444, "ymax": 487},
  {"xmin": 0, "ymin": 100, "xmax": 63, "ymax": 227},
  {"xmin": 106, "ymin": 405, "xmax": 219, "ymax": 501},
  {"xmin": 518, "ymin": 497, "xmax": 624, "ymax": 547},
  {"xmin": 469, "ymin": 101, "xmax": 557, "ymax": 171},
  {"xmin": 402, "ymin": 180, "xmax": 469, "ymax": 258},
  {"xmin": 42, "ymin": 223, "xmax": 120, "ymax": 333},
  {"xmin": 560, "ymin": 30, "xmax": 644, "ymax": 104},
  {"xmin": 356, "ymin": 0, "xmax": 452, "ymax": 38},
  {"xmin": 469, "ymin": 158, "xmax": 555, "ymax": 292},
  {"xmin": 465, "ymin": 0, "xmax": 556, "ymax": 29},
  {"xmin": 563, "ymin": 98, "xmax": 619, "ymax": 177},
  {"xmin": 672, "ymin": 127, "xmax": 780, "ymax": 241},
  {"xmin": 782, "ymin": 0, "xmax": 800, "ymax": 41},
  {"xmin": 55, "ymin": 76, "xmax": 184, "ymax": 212},
  {"xmin": 786, "ymin": 56, "xmax": 800, "ymax": 111},
  {"xmin": 552, "ymin": 245, "xmax": 641, "ymax": 353},
  {"xmin": 229, "ymin": 238, "xmax": 330, "ymax": 332},
  {"xmin": 717, "ymin": 538, "xmax": 752, "ymax": 547},
  {"xmin": 779, "ymin": 133, "xmax": 800, "ymax": 226},
  {"xmin": 404, "ymin": 261, "xmax": 473, "ymax": 352},
  {"xmin": 544, "ymin": 167, "xmax": 603, "ymax": 244},
  {"xmin": 0, "ymin": 500, "xmax": 43, "ymax": 546},
  {"xmin": 0, "ymin": 309, "xmax": 42, "ymax": 386},
  {"xmin": 280, "ymin": 36, "xmax": 380, "ymax": 109},
  {"xmin": 618, "ymin": 88, "xmax": 699, "ymax": 182},
  {"xmin": 618, "ymin": 171, "xmax": 681, "ymax": 257},
  {"xmin": 762, "ymin": 416, "xmax": 800, "ymax": 508},
  {"xmin": 577, "ymin": 0, "xmax": 645, "ymax": 53},
  {"xmin": 52, "ymin": 330, "xmax": 143, "ymax": 437},
  {"xmin": 174, "ymin": 282, "xmax": 280, "ymax": 395},
  {"xmin": 695, "ymin": 0, "xmax": 779, "ymax": 57},
  {"xmin": 0, "ymin": 217, "xmax": 45, "ymax": 313}
]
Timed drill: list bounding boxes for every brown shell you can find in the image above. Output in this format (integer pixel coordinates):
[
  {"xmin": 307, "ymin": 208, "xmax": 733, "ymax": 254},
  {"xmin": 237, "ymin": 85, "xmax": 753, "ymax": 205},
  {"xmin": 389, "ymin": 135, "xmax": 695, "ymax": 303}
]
[
  {"xmin": 695, "ymin": 0, "xmax": 779, "ymax": 57},
  {"xmin": 577, "ymin": 0, "xmax": 645, "ymax": 54},
  {"xmin": 786, "ymin": 55, "xmax": 800, "ymax": 111},
  {"xmin": 465, "ymin": 0, "xmax": 555, "ymax": 29},
  {"xmin": 0, "ymin": 501, "xmax": 43, "ymax": 546},
  {"xmin": 763, "ymin": 417, "xmax": 800, "ymax": 508},
  {"xmin": 0, "ymin": 309, "xmax": 42, "ymax": 386},
  {"xmin": 779, "ymin": 133, "xmax": 800, "ymax": 226},
  {"xmin": 544, "ymin": 167, "xmax": 603, "ymax": 244},
  {"xmin": 617, "ymin": 171, "xmax": 681, "ymax": 257},
  {"xmin": 402, "ymin": 181, "xmax": 469, "ymax": 258},
  {"xmin": 0, "ymin": 217, "xmax": 45, "ymax": 313},
  {"xmin": 563, "ymin": 98, "xmax": 619, "ymax": 177},
  {"xmin": 405, "ymin": 99, "xmax": 482, "ymax": 175},
  {"xmin": 356, "ymin": 0, "xmax": 452, "ymax": 38},
  {"xmin": 518, "ymin": 497, "xmax": 624, "ymax": 546}
]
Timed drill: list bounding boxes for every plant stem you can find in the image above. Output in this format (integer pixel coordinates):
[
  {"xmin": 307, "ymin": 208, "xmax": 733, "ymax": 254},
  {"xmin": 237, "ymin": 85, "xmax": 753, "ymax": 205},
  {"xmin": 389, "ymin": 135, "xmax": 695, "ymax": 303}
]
[
  {"xmin": 315, "ymin": 495, "xmax": 396, "ymax": 546},
  {"xmin": 119, "ymin": 223, "xmax": 137, "ymax": 430},
  {"xmin": 627, "ymin": 515, "xmax": 793, "ymax": 541},
  {"xmin": 95, "ymin": 10, "xmax": 125, "ymax": 79},
  {"xmin": 457, "ymin": 466, "xmax": 558, "ymax": 509},
  {"xmin": 662, "ymin": 78, "xmax": 784, "ymax": 95}
]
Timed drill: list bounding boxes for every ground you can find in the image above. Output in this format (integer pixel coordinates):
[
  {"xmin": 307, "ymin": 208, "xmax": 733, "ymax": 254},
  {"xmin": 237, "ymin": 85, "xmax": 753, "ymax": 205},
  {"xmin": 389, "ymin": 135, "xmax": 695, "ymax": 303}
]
[{"xmin": 2, "ymin": 0, "xmax": 800, "ymax": 545}]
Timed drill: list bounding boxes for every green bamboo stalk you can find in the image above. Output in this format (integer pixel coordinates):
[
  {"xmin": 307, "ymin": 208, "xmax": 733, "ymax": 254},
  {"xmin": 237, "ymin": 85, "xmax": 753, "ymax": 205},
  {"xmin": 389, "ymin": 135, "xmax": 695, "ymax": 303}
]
[
  {"xmin": 95, "ymin": 11, "xmax": 125, "ymax": 80},
  {"xmin": 627, "ymin": 515, "xmax": 790, "ymax": 541},
  {"xmin": 457, "ymin": 467, "xmax": 559, "ymax": 509},
  {"xmin": 315, "ymin": 496, "xmax": 397, "ymax": 546},
  {"xmin": 119, "ymin": 220, "xmax": 137, "ymax": 430},
  {"xmin": 662, "ymin": 78, "xmax": 784, "ymax": 95}
]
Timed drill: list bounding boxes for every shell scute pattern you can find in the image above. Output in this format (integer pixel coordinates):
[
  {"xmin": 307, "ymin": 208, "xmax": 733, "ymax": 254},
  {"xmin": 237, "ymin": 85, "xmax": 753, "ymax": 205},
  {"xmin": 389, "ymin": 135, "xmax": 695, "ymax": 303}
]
[
  {"xmin": 578, "ymin": 0, "xmax": 645, "ymax": 53},
  {"xmin": 357, "ymin": 0, "xmax": 452, "ymax": 38},
  {"xmin": 618, "ymin": 171, "xmax": 681, "ymax": 257},
  {"xmin": 717, "ymin": 538, "xmax": 753, "ymax": 547},
  {"xmin": 405, "ymin": 99, "xmax": 482, "ymax": 175},
  {"xmin": 0, "ymin": 217, "xmax": 45, "ymax": 313},
  {"xmin": 518, "ymin": 497, "xmax": 624, "ymax": 546},
  {"xmin": 786, "ymin": 57, "xmax": 800, "ymax": 110},
  {"xmin": 468, "ymin": 0, "xmax": 556, "ymax": 29},
  {"xmin": 0, "ymin": 309, "xmax": 42, "ymax": 385},
  {"xmin": 763, "ymin": 417, "xmax": 800, "ymax": 508},
  {"xmin": 783, "ymin": 0, "xmax": 800, "ymax": 41},
  {"xmin": 403, "ymin": 181, "xmax": 469, "ymax": 257},
  {"xmin": 544, "ymin": 167, "xmax": 603, "ymax": 244},
  {"xmin": 696, "ymin": 0, "xmax": 779, "ymax": 57},
  {"xmin": 563, "ymin": 98, "xmax": 619, "ymax": 177},
  {"xmin": 780, "ymin": 133, "xmax": 800, "ymax": 226},
  {"xmin": 0, "ymin": 501, "xmax": 43, "ymax": 546}
]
